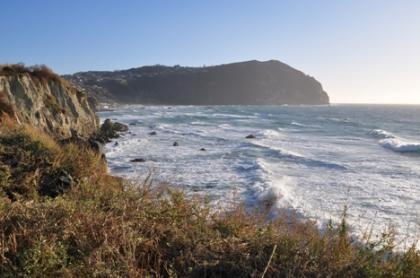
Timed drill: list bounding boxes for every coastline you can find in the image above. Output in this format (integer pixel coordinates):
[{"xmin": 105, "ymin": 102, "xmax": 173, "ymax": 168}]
[
  {"xmin": 0, "ymin": 66, "xmax": 418, "ymax": 276},
  {"xmin": 100, "ymin": 104, "xmax": 420, "ymax": 252}
]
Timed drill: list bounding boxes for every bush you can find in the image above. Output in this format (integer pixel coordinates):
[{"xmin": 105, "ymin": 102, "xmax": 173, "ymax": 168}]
[{"xmin": 0, "ymin": 125, "xmax": 109, "ymax": 200}]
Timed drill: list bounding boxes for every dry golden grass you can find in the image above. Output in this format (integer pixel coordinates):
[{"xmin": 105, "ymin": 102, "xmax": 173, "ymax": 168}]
[
  {"xmin": 0, "ymin": 64, "xmax": 73, "ymax": 89},
  {"xmin": 0, "ymin": 125, "xmax": 419, "ymax": 277}
]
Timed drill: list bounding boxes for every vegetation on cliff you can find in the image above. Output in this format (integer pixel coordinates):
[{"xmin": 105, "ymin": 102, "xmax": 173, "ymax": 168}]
[
  {"xmin": 0, "ymin": 122, "xmax": 418, "ymax": 277},
  {"xmin": 0, "ymin": 64, "xmax": 98, "ymax": 140}
]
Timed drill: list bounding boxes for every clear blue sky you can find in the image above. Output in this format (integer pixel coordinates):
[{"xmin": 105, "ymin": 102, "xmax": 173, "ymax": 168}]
[{"xmin": 1, "ymin": 0, "xmax": 420, "ymax": 103}]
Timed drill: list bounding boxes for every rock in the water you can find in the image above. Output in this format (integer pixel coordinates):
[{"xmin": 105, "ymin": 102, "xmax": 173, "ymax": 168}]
[
  {"xmin": 113, "ymin": 121, "xmax": 129, "ymax": 132},
  {"xmin": 97, "ymin": 119, "xmax": 129, "ymax": 142},
  {"xmin": 149, "ymin": 131, "xmax": 157, "ymax": 136},
  {"xmin": 173, "ymin": 141, "xmax": 179, "ymax": 146},
  {"xmin": 130, "ymin": 158, "xmax": 146, "ymax": 163},
  {"xmin": 245, "ymin": 134, "xmax": 256, "ymax": 139},
  {"xmin": 200, "ymin": 148, "xmax": 206, "ymax": 151}
]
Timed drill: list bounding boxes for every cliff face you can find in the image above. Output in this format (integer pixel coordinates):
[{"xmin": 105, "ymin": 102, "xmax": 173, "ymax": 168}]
[
  {"xmin": 0, "ymin": 65, "xmax": 99, "ymax": 139},
  {"xmin": 65, "ymin": 60, "xmax": 329, "ymax": 105}
]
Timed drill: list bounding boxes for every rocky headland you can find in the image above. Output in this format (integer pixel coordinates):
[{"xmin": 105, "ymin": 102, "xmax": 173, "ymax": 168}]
[{"xmin": 65, "ymin": 60, "xmax": 330, "ymax": 105}]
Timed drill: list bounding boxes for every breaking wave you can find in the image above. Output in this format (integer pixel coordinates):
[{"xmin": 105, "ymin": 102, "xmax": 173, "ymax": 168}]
[
  {"xmin": 369, "ymin": 129, "xmax": 395, "ymax": 139},
  {"xmin": 379, "ymin": 138, "xmax": 420, "ymax": 153},
  {"xmin": 250, "ymin": 141, "xmax": 347, "ymax": 170},
  {"xmin": 369, "ymin": 129, "xmax": 420, "ymax": 153}
]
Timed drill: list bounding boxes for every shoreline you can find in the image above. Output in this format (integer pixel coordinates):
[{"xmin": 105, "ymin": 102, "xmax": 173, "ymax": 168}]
[{"xmin": 99, "ymin": 107, "xmax": 419, "ymax": 252}]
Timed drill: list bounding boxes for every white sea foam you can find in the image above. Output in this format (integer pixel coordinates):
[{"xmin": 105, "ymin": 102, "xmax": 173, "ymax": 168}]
[
  {"xmin": 218, "ymin": 123, "xmax": 233, "ymax": 129},
  {"xmin": 379, "ymin": 138, "xmax": 420, "ymax": 153},
  {"xmin": 370, "ymin": 129, "xmax": 420, "ymax": 153},
  {"xmin": 259, "ymin": 129, "xmax": 283, "ymax": 139},
  {"xmin": 290, "ymin": 121, "xmax": 306, "ymax": 127},
  {"xmin": 369, "ymin": 129, "xmax": 395, "ymax": 139},
  {"xmin": 252, "ymin": 159, "xmax": 294, "ymax": 214},
  {"xmin": 251, "ymin": 140, "xmax": 346, "ymax": 170},
  {"xmin": 99, "ymin": 105, "xmax": 420, "ymax": 250}
]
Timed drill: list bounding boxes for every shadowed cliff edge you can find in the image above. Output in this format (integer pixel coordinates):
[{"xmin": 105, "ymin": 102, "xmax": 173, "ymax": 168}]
[{"xmin": 0, "ymin": 65, "xmax": 418, "ymax": 277}]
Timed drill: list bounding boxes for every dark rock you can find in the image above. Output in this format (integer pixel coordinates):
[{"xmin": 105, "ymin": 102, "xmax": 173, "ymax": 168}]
[
  {"xmin": 113, "ymin": 142, "xmax": 119, "ymax": 147},
  {"xmin": 60, "ymin": 136, "xmax": 106, "ymax": 158},
  {"xmin": 89, "ymin": 139, "xmax": 104, "ymax": 154},
  {"xmin": 99, "ymin": 119, "xmax": 116, "ymax": 141},
  {"xmin": 173, "ymin": 141, "xmax": 179, "ymax": 146},
  {"xmin": 130, "ymin": 158, "xmax": 146, "ymax": 163},
  {"xmin": 245, "ymin": 134, "xmax": 256, "ymax": 139},
  {"xmin": 113, "ymin": 121, "xmax": 129, "ymax": 132},
  {"xmin": 97, "ymin": 119, "xmax": 129, "ymax": 142},
  {"xmin": 39, "ymin": 169, "xmax": 74, "ymax": 198},
  {"xmin": 148, "ymin": 131, "xmax": 157, "ymax": 136},
  {"xmin": 200, "ymin": 148, "xmax": 206, "ymax": 151},
  {"xmin": 60, "ymin": 135, "xmax": 86, "ymax": 146}
]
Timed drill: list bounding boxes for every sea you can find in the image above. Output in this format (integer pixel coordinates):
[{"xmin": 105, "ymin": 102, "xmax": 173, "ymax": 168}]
[{"xmin": 98, "ymin": 104, "xmax": 420, "ymax": 249}]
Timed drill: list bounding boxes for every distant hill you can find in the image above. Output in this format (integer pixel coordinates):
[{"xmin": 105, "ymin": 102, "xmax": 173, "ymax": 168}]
[{"xmin": 64, "ymin": 60, "xmax": 329, "ymax": 105}]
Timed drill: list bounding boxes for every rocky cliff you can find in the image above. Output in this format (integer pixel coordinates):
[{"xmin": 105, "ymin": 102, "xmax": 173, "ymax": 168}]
[
  {"xmin": 65, "ymin": 60, "xmax": 329, "ymax": 105},
  {"xmin": 0, "ymin": 65, "xmax": 99, "ymax": 139}
]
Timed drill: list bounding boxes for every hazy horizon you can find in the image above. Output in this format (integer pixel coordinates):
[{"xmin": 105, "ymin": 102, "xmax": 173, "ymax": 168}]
[{"xmin": 1, "ymin": 0, "xmax": 419, "ymax": 104}]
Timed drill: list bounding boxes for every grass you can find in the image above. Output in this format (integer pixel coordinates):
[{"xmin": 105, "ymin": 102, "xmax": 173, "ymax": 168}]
[
  {"xmin": 0, "ymin": 124, "xmax": 419, "ymax": 277},
  {"xmin": 0, "ymin": 64, "xmax": 72, "ymax": 89}
]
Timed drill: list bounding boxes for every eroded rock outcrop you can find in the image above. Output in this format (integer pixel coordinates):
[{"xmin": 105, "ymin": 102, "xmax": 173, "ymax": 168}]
[{"xmin": 0, "ymin": 65, "xmax": 98, "ymax": 139}]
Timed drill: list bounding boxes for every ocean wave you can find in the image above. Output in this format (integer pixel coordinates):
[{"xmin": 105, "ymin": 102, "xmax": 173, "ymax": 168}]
[
  {"xmin": 218, "ymin": 123, "xmax": 233, "ymax": 129},
  {"xmin": 379, "ymin": 138, "xmax": 420, "ymax": 153},
  {"xmin": 258, "ymin": 129, "xmax": 283, "ymax": 139},
  {"xmin": 290, "ymin": 121, "xmax": 306, "ymax": 127},
  {"xmin": 212, "ymin": 113, "xmax": 258, "ymax": 119},
  {"xmin": 323, "ymin": 117, "xmax": 363, "ymax": 127},
  {"xmin": 190, "ymin": 121, "xmax": 211, "ymax": 126},
  {"xmin": 250, "ymin": 141, "xmax": 346, "ymax": 170},
  {"xmin": 369, "ymin": 129, "xmax": 420, "ymax": 153},
  {"xmin": 329, "ymin": 117, "xmax": 352, "ymax": 123},
  {"xmin": 249, "ymin": 159, "xmax": 303, "ymax": 218},
  {"xmin": 368, "ymin": 129, "xmax": 395, "ymax": 139}
]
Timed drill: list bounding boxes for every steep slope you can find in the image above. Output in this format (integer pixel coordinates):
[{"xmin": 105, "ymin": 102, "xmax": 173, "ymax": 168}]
[
  {"xmin": 0, "ymin": 65, "xmax": 99, "ymax": 139},
  {"xmin": 65, "ymin": 60, "xmax": 329, "ymax": 105}
]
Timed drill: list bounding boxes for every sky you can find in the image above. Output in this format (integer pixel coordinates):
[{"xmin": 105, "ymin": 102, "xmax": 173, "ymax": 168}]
[{"xmin": 1, "ymin": 0, "xmax": 419, "ymax": 104}]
